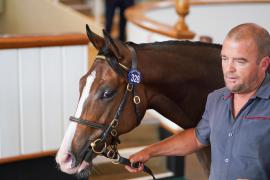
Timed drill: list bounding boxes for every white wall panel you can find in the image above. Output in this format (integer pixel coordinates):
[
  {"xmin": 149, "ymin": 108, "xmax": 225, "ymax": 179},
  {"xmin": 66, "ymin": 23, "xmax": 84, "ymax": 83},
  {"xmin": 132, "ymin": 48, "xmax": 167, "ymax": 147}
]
[
  {"xmin": 41, "ymin": 47, "xmax": 63, "ymax": 151},
  {"xmin": 62, "ymin": 46, "xmax": 88, "ymax": 131},
  {"xmin": 0, "ymin": 49, "xmax": 20, "ymax": 158},
  {"xmin": 0, "ymin": 45, "xmax": 88, "ymax": 159},
  {"xmin": 18, "ymin": 48, "xmax": 42, "ymax": 154}
]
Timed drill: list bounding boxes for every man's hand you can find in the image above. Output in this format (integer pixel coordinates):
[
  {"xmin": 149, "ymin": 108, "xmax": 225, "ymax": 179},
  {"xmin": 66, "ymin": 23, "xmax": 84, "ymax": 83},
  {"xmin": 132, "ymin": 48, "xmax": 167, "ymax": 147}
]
[{"xmin": 125, "ymin": 148, "xmax": 150, "ymax": 173}]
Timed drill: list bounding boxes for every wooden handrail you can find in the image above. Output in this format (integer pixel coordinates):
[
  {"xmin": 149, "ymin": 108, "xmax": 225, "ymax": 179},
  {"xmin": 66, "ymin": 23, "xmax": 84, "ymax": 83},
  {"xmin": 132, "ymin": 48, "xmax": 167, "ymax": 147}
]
[
  {"xmin": 125, "ymin": 0, "xmax": 270, "ymax": 39},
  {"xmin": 0, "ymin": 33, "xmax": 89, "ymax": 49}
]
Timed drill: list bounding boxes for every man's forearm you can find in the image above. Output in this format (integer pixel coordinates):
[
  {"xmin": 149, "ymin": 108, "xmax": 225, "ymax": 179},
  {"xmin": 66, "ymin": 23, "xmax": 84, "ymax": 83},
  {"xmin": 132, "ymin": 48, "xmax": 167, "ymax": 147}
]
[{"xmin": 144, "ymin": 128, "xmax": 205, "ymax": 157}]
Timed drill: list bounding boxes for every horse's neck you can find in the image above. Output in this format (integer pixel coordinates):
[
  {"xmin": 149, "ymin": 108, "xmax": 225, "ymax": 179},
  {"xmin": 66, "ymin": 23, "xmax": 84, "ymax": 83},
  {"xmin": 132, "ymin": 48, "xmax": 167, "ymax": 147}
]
[
  {"xmin": 139, "ymin": 52, "xmax": 197, "ymax": 128},
  {"xmin": 137, "ymin": 46, "xmax": 201, "ymax": 97},
  {"xmin": 136, "ymin": 45, "xmax": 223, "ymax": 128}
]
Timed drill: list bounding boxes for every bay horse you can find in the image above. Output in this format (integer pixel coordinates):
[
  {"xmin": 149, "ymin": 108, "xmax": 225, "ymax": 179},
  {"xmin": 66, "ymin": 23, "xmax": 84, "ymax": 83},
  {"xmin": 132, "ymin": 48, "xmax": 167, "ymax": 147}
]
[{"xmin": 56, "ymin": 25, "xmax": 224, "ymax": 178}]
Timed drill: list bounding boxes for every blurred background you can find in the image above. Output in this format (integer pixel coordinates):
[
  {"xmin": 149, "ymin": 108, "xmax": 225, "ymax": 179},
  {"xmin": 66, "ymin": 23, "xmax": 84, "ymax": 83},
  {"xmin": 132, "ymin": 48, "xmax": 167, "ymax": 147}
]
[{"xmin": 0, "ymin": 0, "xmax": 270, "ymax": 179}]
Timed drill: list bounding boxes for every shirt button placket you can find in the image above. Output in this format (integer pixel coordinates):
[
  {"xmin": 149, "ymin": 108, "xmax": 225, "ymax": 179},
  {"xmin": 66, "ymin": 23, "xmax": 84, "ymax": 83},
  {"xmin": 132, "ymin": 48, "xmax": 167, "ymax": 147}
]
[{"xmin": 224, "ymin": 130, "xmax": 233, "ymax": 170}]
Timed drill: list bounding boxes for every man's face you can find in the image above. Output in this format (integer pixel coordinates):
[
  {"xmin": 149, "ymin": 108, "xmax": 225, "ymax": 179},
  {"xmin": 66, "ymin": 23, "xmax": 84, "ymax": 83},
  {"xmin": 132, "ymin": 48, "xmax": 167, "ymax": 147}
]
[{"xmin": 221, "ymin": 38, "xmax": 265, "ymax": 94}]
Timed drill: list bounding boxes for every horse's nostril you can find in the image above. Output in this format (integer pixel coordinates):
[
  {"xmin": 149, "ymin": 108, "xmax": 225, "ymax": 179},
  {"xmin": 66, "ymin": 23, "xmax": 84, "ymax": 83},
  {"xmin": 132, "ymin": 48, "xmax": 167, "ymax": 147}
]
[
  {"xmin": 65, "ymin": 153, "xmax": 72, "ymax": 163},
  {"xmin": 69, "ymin": 152, "xmax": 78, "ymax": 168}
]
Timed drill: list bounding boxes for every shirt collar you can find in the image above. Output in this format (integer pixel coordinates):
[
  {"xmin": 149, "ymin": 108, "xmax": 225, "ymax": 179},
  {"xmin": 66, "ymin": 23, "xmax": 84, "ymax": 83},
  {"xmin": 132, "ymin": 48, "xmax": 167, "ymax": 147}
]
[
  {"xmin": 255, "ymin": 73, "xmax": 270, "ymax": 99},
  {"xmin": 223, "ymin": 73, "xmax": 270, "ymax": 100},
  {"xmin": 223, "ymin": 89, "xmax": 232, "ymax": 100}
]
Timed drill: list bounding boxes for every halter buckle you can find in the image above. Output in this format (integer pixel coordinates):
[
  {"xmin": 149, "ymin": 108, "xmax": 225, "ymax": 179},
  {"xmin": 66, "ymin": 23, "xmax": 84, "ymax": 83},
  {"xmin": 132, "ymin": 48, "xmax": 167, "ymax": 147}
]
[
  {"xmin": 127, "ymin": 84, "xmax": 133, "ymax": 92},
  {"xmin": 91, "ymin": 139, "xmax": 107, "ymax": 154},
  {"xmin": 111, "ymin": 129, "xmax": 118, "ymax": 137},
  {"xmin": 133, "ymin": 96, "xmax": 141, "ymax": 104},
  {"xmin": 110, "ymin": 119, "xmax": 119, "ymax": 128}
]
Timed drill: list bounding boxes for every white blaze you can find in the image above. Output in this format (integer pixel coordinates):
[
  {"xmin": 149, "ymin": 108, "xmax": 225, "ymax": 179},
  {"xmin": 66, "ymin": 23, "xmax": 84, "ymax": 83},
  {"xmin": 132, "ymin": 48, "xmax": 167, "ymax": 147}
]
[
  {"xmin": 75, "ymin": 71, "xmax": 96, "ymax": 118},
  {"xmin": 56, "ymin": 71, "xmax": 96, "ymax": 173}
]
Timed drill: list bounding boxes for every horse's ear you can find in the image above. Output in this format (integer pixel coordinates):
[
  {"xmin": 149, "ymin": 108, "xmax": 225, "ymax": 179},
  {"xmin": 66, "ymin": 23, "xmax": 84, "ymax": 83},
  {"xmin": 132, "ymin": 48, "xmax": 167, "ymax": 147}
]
[
  {"xmin": 86, "ymin": 24, "xmax": 104, "ymax": 50},
  {"xmin": 103, "ymin": 29, "xmax": 122, "ymax": 60}
]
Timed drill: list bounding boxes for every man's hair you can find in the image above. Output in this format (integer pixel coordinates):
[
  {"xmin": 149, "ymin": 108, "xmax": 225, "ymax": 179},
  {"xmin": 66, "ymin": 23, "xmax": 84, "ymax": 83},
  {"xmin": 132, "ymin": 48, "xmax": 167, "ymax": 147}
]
[{"xmin": 226, "ymin": 23, "xmax": 270, "ymax": 61}]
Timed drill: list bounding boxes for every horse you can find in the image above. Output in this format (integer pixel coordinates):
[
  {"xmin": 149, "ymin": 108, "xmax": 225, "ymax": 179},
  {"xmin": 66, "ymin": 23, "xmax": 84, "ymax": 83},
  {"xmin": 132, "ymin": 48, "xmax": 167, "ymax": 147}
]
[{"xmin": 55, "ymin": 25, "xmax": 224, "ymax": 178}]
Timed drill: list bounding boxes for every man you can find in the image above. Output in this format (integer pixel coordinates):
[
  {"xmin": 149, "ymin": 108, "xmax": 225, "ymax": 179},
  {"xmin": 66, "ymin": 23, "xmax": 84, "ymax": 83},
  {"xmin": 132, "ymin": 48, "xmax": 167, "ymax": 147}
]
[
  {"xmin": 125, "ymin": 23, "xmax": 270, "ymax": 179},
  {"xmin": 105, "ymin": 0, "xmax": 134, "ymax": 41}
]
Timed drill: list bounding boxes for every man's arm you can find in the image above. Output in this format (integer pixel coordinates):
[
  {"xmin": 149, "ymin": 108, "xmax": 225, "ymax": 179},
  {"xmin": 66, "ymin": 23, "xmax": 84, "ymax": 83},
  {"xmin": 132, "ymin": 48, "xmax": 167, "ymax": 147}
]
[{"xmin": 126, "ymin": 128, "xmax": 207, "ymax": 173}]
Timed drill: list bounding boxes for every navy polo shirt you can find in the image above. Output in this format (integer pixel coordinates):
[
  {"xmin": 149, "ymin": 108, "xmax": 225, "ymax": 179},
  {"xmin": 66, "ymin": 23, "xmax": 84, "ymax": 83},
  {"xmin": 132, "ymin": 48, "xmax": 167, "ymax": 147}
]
[{"xmin": 196, "ymin": 73, "xmax": 270, "ymax": 180}]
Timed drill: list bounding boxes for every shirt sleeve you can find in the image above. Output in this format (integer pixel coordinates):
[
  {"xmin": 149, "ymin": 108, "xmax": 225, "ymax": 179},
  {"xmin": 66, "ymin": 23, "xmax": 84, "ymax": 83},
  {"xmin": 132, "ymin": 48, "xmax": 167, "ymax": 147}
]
[{"xmin": 195, "ymin": 94, "xmax": 212, "ymax": 145}]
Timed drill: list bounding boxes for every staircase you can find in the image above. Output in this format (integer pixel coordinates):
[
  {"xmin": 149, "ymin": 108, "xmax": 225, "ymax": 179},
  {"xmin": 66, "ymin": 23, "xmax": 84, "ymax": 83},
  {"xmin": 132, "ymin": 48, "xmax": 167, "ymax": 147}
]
[{"xmin": 59, "ymin": 0, "xmax": 94, "ymax": 17}]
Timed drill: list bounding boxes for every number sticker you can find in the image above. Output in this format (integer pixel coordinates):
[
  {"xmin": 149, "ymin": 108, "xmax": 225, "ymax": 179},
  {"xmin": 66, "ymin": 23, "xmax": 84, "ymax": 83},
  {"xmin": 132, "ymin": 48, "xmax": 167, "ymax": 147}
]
[{"xmin": 128, "ymin": 69, "xmax": 141, "ymax": 85}]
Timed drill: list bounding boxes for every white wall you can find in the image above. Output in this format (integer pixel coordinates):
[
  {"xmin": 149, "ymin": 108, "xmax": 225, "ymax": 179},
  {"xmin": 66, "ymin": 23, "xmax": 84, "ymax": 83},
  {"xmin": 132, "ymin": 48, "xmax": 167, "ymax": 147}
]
[
  {"xmin": 0, "ymin": 45, "xmax": 88, "ymax": 158},
  {"xmin": 127, "ymin": 3, "xmax": 270, "ymax": 44}
]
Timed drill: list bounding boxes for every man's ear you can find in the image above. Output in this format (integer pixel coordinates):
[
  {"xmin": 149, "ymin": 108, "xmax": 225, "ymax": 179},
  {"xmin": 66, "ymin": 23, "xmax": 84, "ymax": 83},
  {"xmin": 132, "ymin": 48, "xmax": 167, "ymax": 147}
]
[
  {"xmin": 266, "ymin": 56, "xmax": 270, "ymax": 73},
  {"xmin": 86, "ymin": 24, "xmax": 105, "ymax": 50},
  {"xmin": 261, "ymin": 56, "xmax": 270, "ymax": 72}
]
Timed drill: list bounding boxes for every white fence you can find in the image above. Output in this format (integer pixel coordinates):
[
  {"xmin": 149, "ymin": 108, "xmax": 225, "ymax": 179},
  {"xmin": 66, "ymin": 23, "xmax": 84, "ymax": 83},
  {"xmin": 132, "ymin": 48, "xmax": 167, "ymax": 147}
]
[{"xmin": 0, "ymin": 45, "xmax": 88, "ymax": 159}]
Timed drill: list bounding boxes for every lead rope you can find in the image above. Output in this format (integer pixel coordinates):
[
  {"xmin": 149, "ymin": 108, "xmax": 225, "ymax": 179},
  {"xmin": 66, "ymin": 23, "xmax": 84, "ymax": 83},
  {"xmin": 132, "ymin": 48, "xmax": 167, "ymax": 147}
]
[
  {"xmin": 102, "ymin": 147, "xmax": 156, "ymax": 180},
  {"xmin": 117, "ymin": 155, "xmax": 156, "ymax": 180}
]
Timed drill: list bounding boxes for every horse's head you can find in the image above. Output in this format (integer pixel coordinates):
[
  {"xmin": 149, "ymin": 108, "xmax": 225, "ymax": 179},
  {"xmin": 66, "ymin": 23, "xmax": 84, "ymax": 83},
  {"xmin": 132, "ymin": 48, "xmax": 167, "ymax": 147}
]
[{"xmin": 56, "ymin": 25, "xmax": 147, "ymax": 177}]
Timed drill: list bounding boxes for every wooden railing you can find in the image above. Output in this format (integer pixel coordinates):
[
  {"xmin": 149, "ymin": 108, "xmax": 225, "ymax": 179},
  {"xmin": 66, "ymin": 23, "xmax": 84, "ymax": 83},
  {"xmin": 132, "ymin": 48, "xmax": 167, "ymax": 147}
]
[
  {"xmin": 0, "ymin": 33, "xmax": 88, "ymax": 49},
  {"xmin": 126, "ymin": 0, "xmax": 270, "ymax": 39}
]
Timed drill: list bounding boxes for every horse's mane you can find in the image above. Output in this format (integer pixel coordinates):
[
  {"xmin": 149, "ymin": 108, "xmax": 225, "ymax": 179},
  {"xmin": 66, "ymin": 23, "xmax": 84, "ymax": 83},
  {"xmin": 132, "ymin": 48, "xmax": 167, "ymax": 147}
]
[{"xmin": 127, "ymin": 40, "xmax": 222, "ymax": 50}]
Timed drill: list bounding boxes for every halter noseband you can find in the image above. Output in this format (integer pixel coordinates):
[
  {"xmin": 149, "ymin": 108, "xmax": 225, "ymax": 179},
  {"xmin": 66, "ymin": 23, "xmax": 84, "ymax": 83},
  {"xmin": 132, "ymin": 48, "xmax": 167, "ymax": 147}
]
[{"xmin": 69, "ymin": 46, "xmax": 156, "ymax": 179}]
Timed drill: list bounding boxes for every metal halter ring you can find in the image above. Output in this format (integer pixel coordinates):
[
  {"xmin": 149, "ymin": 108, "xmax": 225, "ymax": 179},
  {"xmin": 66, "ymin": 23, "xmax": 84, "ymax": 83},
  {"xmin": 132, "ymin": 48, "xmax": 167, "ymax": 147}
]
[
  {"xmin": 111, "ymin": 129, "xmax": 118, "ymax": 137},
  {"xmin": 110, "ymin": 119, "xmax": 119, "ymax": 128},
  {"xmin": 133, "ymin": 96, "xmax": 141, "ymax": 104},
  {"xmin": 111, "ymin": 154, "xmax": 120, "ymax": 164},
  {"xmin": 91, "ymin": 139, "xmax": 107, "ymax": 154},
  {"xmin": 127, "ymin": 84, "xmax": 133, "ymax": 92}
]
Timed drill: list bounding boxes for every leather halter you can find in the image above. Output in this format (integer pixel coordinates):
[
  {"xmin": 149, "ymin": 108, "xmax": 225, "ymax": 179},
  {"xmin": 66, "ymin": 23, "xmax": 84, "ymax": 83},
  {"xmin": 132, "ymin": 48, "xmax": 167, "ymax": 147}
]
[{"xmin": 69, "ymin": 46, "xmax": 156, "ymax": 179}]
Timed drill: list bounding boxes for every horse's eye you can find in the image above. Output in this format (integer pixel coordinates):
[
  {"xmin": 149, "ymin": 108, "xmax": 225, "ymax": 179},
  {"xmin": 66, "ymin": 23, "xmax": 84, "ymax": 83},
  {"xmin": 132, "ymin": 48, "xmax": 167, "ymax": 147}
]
[{"xmin": 102, "ymin": 90, "xmax": 115, "ymax": 99}]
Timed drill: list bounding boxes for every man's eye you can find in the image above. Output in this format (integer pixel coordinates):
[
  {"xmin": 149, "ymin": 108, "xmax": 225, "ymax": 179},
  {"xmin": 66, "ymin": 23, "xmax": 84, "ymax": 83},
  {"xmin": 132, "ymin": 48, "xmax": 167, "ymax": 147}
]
[
  {"xmin": 102, "ymin": 90, "xmax": 115, "ymax": 99},
  {"xmin": 221, "ymin": 57, "xmax": 227, "ymax": 61},
  {"xmin": 236, "ymin": 60, "xmax": 245, "ymax": 64}
]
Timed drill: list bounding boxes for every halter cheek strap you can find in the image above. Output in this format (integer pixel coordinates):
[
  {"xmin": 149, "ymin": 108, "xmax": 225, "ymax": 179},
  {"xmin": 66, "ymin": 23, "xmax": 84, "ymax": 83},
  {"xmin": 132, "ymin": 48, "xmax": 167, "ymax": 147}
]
[{"xmin": 96, "ymin": 46, "xmax": 143, "ymax": 126}]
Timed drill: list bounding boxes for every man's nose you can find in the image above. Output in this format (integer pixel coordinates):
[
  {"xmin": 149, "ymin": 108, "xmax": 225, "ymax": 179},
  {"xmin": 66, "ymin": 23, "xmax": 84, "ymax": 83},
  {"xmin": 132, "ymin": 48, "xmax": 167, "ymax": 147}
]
[{"xmin": 226, "ymin": 60, "xmax": 236, "ymax": 72}]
